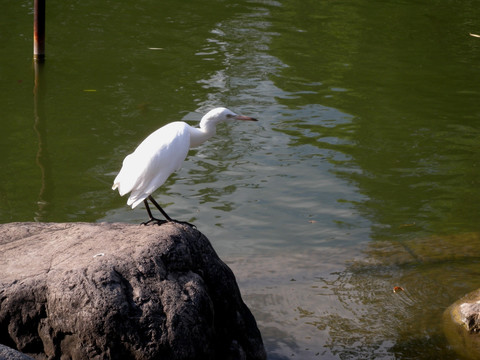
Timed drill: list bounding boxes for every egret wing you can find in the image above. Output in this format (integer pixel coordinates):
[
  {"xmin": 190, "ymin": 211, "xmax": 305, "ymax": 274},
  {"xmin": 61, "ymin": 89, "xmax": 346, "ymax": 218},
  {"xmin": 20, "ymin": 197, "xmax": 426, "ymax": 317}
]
[{"xmin": 124, "ymin": 122, "xmax": 191, "ymax": 208}]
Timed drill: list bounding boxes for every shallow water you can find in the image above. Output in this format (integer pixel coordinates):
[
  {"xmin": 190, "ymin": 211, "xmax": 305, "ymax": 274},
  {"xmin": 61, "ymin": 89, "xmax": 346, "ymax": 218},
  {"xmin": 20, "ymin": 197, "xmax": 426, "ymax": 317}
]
[{"xmin": 1, "ymin": 0, "xmax": 480, "ymax": 358}]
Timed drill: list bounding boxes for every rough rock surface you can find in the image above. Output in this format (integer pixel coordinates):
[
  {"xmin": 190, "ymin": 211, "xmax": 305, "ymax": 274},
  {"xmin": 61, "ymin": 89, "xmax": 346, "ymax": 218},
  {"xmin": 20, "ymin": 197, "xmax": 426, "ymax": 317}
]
[
  {"xmin": 0, "ymin": 222, "xmax": 266, "ymax": 360},
  {"xmin": 460, "ymin": 302, "xmax": 480, "ymax": 333},
  {"xmin": 444, "ymin": 288, "xmax": 480, "ymax": 360}
]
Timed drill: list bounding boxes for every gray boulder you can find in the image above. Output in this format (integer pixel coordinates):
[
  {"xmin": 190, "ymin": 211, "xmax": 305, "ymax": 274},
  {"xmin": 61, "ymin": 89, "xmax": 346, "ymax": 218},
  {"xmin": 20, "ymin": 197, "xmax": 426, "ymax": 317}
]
[{"xmin": 0, "ymin": 222, "xmax": 266, "ymax": 360}]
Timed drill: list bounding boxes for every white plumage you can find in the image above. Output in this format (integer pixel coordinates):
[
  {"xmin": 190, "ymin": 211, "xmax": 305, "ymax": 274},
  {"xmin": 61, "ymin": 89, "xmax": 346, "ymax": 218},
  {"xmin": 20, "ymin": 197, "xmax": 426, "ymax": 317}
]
[
  {"xmin": 113, "ymin": 122, "xmax": 190, "ymax": 208},
  {"xmin": 112, "ymin": 107, "xmax": 257, "ymax": 225}
]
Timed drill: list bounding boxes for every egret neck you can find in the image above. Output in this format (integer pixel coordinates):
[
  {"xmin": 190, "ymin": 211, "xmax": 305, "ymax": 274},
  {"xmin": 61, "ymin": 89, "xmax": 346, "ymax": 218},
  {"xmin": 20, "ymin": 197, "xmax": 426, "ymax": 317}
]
[{"xmin": 188, "ymin": 122, "xmax": 217, "ymax": 148}]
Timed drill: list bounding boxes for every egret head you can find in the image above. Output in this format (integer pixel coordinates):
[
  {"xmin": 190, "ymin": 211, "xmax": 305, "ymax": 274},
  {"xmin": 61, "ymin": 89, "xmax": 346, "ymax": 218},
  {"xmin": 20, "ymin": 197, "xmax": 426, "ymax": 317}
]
[{"xmin": 200, "ymin": 107, "xmax": 257, "ymax": 128}]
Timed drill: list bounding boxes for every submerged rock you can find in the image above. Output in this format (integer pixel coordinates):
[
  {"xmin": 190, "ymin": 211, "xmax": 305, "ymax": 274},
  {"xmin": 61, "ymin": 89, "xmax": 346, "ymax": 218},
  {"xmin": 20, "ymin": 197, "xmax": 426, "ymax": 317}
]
[
  {"xmin": 444, "ymin": 288, "xmax": 480, "ymax": 360},
  {"xmin": 0, "ymin": 222, "xmax": 266, "ymax": 360}
]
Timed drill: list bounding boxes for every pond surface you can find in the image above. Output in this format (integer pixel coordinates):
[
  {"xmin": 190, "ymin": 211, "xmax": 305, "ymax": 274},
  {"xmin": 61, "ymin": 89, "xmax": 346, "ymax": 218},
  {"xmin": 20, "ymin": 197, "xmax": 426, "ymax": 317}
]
[{"xmin": 2, "ymin": 0, "xmax": 480, "ymax": 358}]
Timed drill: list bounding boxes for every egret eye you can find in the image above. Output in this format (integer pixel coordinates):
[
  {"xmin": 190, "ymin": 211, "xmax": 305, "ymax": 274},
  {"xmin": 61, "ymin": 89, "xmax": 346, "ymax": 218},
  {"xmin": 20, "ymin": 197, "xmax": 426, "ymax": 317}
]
[{"xmin": 226, "ymin": 114, "xmax": 234, "ymax": 118}]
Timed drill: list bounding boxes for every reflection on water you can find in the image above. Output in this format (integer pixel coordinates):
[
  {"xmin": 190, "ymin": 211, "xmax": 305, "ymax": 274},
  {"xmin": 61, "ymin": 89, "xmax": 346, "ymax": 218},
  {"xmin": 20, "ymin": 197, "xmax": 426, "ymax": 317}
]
[
  {"xmin": 33, "ymin": 61, "xmax": 53, "ymax": 222},
  {"xmin": 1, "ymin": 0, "xmax": 480, "ymax": 359},
  {"xmin": 229, "ymin": 232, "xmax": 480, "ymax": 359}
]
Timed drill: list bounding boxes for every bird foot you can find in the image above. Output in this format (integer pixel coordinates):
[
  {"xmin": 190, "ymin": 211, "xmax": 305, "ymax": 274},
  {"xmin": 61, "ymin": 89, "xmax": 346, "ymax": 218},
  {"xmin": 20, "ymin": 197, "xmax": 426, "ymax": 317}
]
[
  {"xmin": 141, "ymin": 218, "xmax": 196, "ymax": 229},
  {"xmin": 141, "ymin": 217, "xmax": 166, "ymax": 226},
  {"xmin": 170, "ymin": 219, "xmax": 197, "ymax": 230}
]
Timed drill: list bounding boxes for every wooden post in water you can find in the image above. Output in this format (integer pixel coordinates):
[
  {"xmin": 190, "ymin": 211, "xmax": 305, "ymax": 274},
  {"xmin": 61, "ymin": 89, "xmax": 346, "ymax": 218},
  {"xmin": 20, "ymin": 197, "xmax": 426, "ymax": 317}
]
[{"xmin": 33, "ymin": 0, "xmax": 46, "ymax": 61}]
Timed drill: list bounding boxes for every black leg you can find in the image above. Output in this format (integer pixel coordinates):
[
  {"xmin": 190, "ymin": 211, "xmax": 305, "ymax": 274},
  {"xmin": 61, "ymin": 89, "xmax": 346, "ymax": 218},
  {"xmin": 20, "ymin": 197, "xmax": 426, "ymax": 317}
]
[
  {"xmin": 148, "ymin": 195, "xmax": 173, "ymax": 221},
  {"xmin": 144, "ymin": 199, "xmax": 154, "ymax": 219},
  {"xmin": 141, "ymin": 199, "xmax": 163, "ymax": 225}
]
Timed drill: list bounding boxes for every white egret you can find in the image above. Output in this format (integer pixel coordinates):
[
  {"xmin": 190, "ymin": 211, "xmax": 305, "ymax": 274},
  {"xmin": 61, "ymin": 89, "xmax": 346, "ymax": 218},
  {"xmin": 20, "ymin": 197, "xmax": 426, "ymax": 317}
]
[{"xmin": 112, "ymin": 107, "xmax": 257, "ymax": 225}]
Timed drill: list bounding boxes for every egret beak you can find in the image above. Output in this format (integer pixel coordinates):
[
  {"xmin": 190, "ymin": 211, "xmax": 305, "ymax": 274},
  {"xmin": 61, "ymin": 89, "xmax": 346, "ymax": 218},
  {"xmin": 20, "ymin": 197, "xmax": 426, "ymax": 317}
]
[{"xmin": 234, "ymin": 115, "xmax": 258, "ymax": 121}]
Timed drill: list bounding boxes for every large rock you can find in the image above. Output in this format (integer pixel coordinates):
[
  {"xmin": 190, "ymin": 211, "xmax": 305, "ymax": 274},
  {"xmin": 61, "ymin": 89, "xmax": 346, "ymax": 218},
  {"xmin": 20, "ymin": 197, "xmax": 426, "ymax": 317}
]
[{"xmin": 0, "ymin": 222, "xmax": 266, "ymax": 360}]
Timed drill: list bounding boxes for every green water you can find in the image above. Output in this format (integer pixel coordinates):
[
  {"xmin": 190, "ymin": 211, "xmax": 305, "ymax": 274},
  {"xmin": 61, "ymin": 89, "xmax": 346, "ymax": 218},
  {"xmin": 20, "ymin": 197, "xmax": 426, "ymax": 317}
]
[{"xmin": 2, "ymin": 0, "xmax": 480, "ymax": 358}]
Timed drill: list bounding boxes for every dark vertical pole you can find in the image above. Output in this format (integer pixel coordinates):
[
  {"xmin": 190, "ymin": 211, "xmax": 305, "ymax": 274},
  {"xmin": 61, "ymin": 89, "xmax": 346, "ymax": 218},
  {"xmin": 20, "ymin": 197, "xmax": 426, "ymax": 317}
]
[
  {"xmin": 33, "ymin": 0, "xmax": 49, "ymax": 219},
  {"xmin": 33, "ymin": 0, "xmax": 46, "ymax": 61}
]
